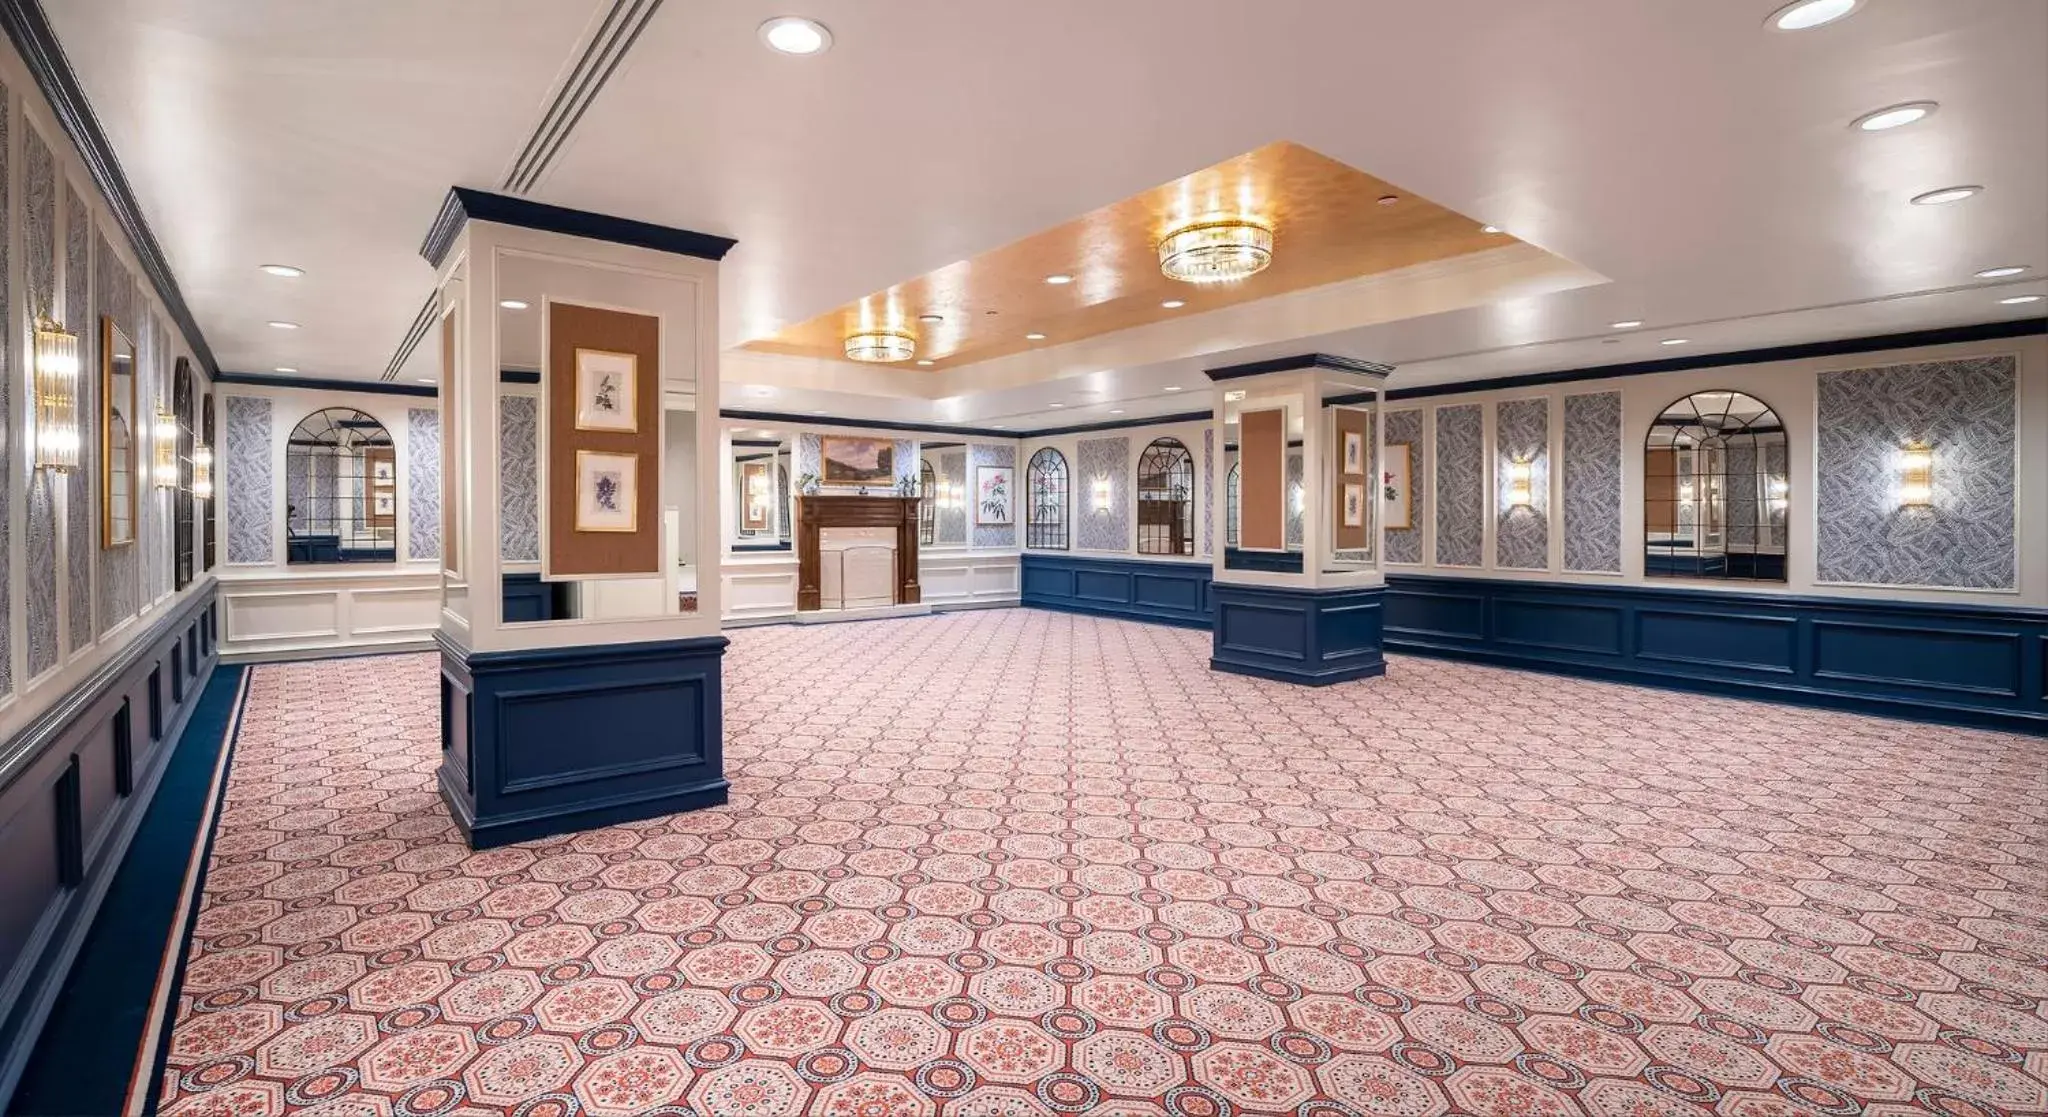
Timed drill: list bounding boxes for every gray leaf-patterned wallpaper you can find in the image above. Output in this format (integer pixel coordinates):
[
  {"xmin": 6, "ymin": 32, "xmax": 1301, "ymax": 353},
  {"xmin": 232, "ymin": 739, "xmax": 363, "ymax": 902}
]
[
  {"xmin": 1726, "ymin": 441, "xmax": 1759, "ymax": 548},
  {"xmin": 96, "ymin": 234, "xmax": 138, "ymax": 636},
  {"xmin": 24, "ymin": 127, "xmax": 56, "ymax": 674},
  {"xmin": 1562, "ymin": 391, "xmax": 1622, "ymax": 574},
  {"xmin": 225, "ymin": 396, "xmax": 273, "ymax": 564},
  {"xmin": 934, "ymin": 451, "xmax": 967, "ymax": 545},
  {"xmin": 64, "ymin": 183, "xmax": 92, "ymax": 653},
  {"xmin": 1494, "ymin": 398, "xmax": 1549, "ymax": 571},
  {"xmin": 1434, "ymin": 405, "xmax": 1484, "ymax": 568},
  {"xmin": 499, "ymin": 394, "xmax": 539, "ymax": 562},
  {"xmin": 1384, "ymin": 409, "xmax": 1426, "ymax": 565},
  {"xmin": 1076, "ymin": 437, "xmax": 1130, "ymax": 552},
  {"xmin": 969, "ymin": 443, "xmax": 1016, "ymax": 550},
  {"xmin": 408, "ymin": 408, "xmax": 441, "ymax": 561},
  {"xmin": 1815, "ymin": 355, "xmax": 2016, "ymax": 589}
]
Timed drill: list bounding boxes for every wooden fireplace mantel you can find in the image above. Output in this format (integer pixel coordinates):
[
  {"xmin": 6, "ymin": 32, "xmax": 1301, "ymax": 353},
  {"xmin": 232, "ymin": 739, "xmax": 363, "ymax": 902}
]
[{"xmin": 794, "ymin": 495, "xmax": 922, "ymax": 611}]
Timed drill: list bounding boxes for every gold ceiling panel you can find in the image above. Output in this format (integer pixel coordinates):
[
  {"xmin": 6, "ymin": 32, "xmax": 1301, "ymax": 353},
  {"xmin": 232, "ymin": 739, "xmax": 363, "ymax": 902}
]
[{"xmin": 742, "ymin": 140, "xmax": 1508, "ymax": 368}]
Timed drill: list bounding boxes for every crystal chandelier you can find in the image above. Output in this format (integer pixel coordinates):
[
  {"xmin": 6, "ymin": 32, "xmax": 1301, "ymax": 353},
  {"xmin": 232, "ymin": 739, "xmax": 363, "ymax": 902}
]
[
  {"xmin": 843, "ymin": 331, "xmax": 916, "ymax": 363},
  {"xmin": 1158, "ymin": 218, "xmax": 1273, "ymax": 284}
]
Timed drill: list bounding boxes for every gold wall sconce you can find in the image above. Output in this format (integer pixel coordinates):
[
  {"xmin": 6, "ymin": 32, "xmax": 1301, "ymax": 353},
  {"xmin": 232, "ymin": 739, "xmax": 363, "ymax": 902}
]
[
  {"xmin": 1898, "ymin": 443, "xmax": 1934, "ymax": 507},
  {"xmin": 1506, "ymin": 459, "xmax": 1534, "ymax": 508},
  {"xmin": 153, "ymin": 407, "xmax": 179, "ymax": 487},
  {"xmin": 193, "ymin": 444, "xmax": 215, "ymax": 499},
  {"xmin": 33, "ymin": 316, "xmax": 81, "ymax": 471},
  {"xmin": 1091, "ymin": 477, "xmax": 1114, "ymax": 512}
]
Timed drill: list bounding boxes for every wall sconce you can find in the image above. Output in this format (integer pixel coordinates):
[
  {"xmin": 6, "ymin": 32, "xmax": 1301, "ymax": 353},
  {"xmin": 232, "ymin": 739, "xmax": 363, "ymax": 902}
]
[
  {"xmin": 32, "ymin": 316, "xmax": 81, "ymax": 471},
  {"xmin": 153, "ymin": 407, "xmax": 179, "ymax": 487},
  {"xmin": 193, "ymin": 444, "xmax": 214, "ymax": 500},
  {"xmin": 1506, "ymin": 459, "xmax": 1534, "ymax": 508},
  {"xmin": 1766, "ymin": 477, "xmax": 1788, "ymax": 510},
  {"xmin": 1288, "ymin": 482, "xmax": 1304, "ymax": 515},
  {"xmin": 1898, "ymin": 443, "xmax": 1934, "ymax": 507},
  {"xmin": 1091, "ymin": 477, "xmax": 1113, "ymax": 512}
]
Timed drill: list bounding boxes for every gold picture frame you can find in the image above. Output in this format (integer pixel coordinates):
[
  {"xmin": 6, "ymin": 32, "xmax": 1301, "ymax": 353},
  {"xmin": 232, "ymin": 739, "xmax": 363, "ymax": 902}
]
[
  {"xmin": 574, "ymin": 449, "xmax": 638, "ymax": 532},
  {"xmin": 573, "ymin": 347, "xmax": 638, "ymax": 433},
  {"xmin": 819, "ymin": 435, "xmax": 896, "ymax": 485},
  {"xmin": 102, "ymin": 316, "xmax": 137, "ymax": 548}
]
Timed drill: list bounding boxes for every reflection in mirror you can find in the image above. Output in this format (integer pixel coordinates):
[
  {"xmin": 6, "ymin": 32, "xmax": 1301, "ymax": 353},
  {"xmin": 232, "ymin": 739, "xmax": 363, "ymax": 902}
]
[
  {"xmin": 286, "ymin": 408, "xmax": 397, "ymax": 564},
  {"xmin": 102, "ymin": 318, "xmax": 136, "ymax": 548},
  {"xmin": 1136, "ymin": 437, "xmax": 1195, "ymax": 556},
  {"xmin": 732, "ymin": 433, "xmax": 790, "ymax": 548},
  {"xmin": 1645, "ymin": 390, "xmax": 1787, "ymax": 581},
  {"xmin": 1328, "ymin": 405, "xmax": 1374, "ymax": 569},
  {"xmin": 921, "ymin": 443, "xmax": 966, "ymax": 548}
]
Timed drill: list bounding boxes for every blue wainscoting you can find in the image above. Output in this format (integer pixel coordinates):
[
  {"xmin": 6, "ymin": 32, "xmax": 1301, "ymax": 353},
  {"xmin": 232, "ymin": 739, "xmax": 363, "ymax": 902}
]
[
  {"xmin": 1212, "ymin": 582, "xmax": 1387, "ymax": 686},
  {"xmin": 437, "ymin": 633, "xmax": 730, "ymax": 849},
  {"xmin": 1384, "ymin": 574, "xmax": 2048, "ymax": 732},
  {"xmin": 0, "ymin": 583, "xmax": 220, "ymax": 1099},
  {"xmin": 1020, "ymin": 554, "xmax": 1214, "ymax": 628},
  {"xmin": 1223, "ymin": 548, "xmax": 1305, "ymax": 573}
]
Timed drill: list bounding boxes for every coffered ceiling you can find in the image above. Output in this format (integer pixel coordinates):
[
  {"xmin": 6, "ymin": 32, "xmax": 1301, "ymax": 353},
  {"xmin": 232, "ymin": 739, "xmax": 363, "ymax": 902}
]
[{"xmin": 43, "ymin": 0, "xmax": 2048, "ymax": 427}]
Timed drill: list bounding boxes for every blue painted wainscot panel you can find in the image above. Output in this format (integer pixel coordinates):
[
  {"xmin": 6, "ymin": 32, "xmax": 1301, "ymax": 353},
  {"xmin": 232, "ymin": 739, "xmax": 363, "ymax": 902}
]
[
  {"xmin": 1384, "ymin": 574, "xmax": 2048, "ymax": 732},
  {"xmin": 1212, "ymin": 582, "xmax": 1387, "ymax": 686},
  {"xmin": 1020, "ymin": 554, "xmax": 1213, "ymax": 629},
  {"xmin": 438, "ymin": 633, "xmax": 730, "ymax": 849},
  {"xmin": 0, "ymin": 584, "xmax": 220, "ymax": 1099}
]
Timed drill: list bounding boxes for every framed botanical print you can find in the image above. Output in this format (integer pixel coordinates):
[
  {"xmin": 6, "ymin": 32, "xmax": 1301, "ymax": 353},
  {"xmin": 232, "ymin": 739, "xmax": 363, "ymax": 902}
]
[
  {"xmin": 574, "ymin": 348, "xmax": 638, "ymax": 433},
  {"xmin": 1342, "ymin": 431, "xmax": 1365, "ymax": 475},
  {"xmin": 575, "ymin": 450, "xmax": 638, "ymax": 532},
  {"xmin": 1342, "ymin": 482, "xmax": 1366, "ymax": 528},
  {"xmin": 975, "ymin": 466, "xmax": 1014, "ymax": 525},
  {"xmin": 373, "ymin": 491, "xmax": 396, "ymax": 517},
  {"xmin": 1383, "ymin": 442, "xmax": 1414, "ymax": 530}
]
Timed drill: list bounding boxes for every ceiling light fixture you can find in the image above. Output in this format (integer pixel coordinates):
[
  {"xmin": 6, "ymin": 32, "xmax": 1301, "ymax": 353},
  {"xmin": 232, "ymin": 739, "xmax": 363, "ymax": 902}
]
[
  {"xmin": 1975, "ymin": 265, "xmax": 2029, "ymax": 279},
  {"xmin": 1164, "ymin": 386, "xmax": 1182, "ymax": 392},
  {"xmin": 500, "ymin": 299, "xmax": 529, "ymax": 310},
  {"xmin": 1376, "ymin": 195, "xmax": 1399, "ymax": 207},
  {"xmin": 918, "ymin": 314, "xmax": 943, "ymax": 324},
  {"xmin": 260, "ymin": 264, "xmax": 304, "ymax": 278},
  {"xmin": 1610, "ymin": 320, "xmax": 1643, "ymax": 329},
  {"xmin": 759, "ymin": 16, "xmax": 831, "ymax": 55},
  {"xmin": 1481, "ymin": 225, "xmax": 1503, "ymax": 234},
  {"xmin": 843, "ymin": 331, "xmax": 916, "ymax": 363},
  {"xmin": 1910, "ymin": 185, "xmax": 1982, "ymax": 206},
  {"xmin": 32, "ymin": 317, "xmax": 80, "ymax": 471},
  {"xmin": 1660, "ymin": 338, "xmax": 1691, "ymax": 346},
  {"xmin": 1853, "ymin": 101, "xmax": 1937, "ymax": 132},
  {"xmin": 1049, "ymin": 402, "xmax": 1064, "ymax": 408},
  {"xmin": 268, "ymin": 320, "xmax": 299, "ymax": 330},
  {"xmin": 1161, "ymin": 299, "xmax": 1187, "ymax": 309},
  {"xmin": 1158, "ymin": 218, "xmax": 1274, "ymax": 284},
  {"xmin": 2000, "ymin": 294, "xmax": 2044, "ymax": 305},
  {"xmin": 1025, "ymin": 332, "xmax": 1046, "ymax": 341},
  {"xmin": 1767, "ymin": 0, "xmax": 1860, "ymax": 32},
  {"xmin": 274, "ymin": 366, "xmax": 298, "ymax": 373},
  {"xmin": 1044, "ymin": 274, "xmax": 1072, "ymax": 285},
  {"xmin": 991, "ymin": 424, "xmax": 1008, "ymax": 430},
  {"xmin": 916, "ymin": 359, "xmax": 935, "ymax": 367},
  {"xmin": 416, "ymin": 378, "xmax": 434, "ymax": 384}
]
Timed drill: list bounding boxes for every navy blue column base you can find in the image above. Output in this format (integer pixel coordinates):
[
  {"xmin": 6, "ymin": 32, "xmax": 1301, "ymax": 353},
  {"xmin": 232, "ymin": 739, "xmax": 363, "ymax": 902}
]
[
  {"xmin": 1210, "ymin": 581, "xmax": 1386, "ymax": 686},
  {"xmin": 437, "ymin": 632, "xmax": 729, "ymax": 850}
]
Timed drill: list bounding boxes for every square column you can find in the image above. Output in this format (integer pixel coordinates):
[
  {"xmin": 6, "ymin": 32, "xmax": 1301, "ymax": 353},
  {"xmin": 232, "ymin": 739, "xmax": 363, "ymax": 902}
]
[
  {"xmin": 423, "ymin": 189, "xmax": 734, "ymax": 847},
  {"xmin": 1207, "ymin": 355, "xmax": 1391, "ymax": 685}
]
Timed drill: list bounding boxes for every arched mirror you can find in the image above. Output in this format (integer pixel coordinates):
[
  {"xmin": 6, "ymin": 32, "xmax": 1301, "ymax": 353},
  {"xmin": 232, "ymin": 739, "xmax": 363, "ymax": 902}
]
[
  {"xmin": 173, "ymin": 358, "xmax": 195, "ymax": 588},
  {"xmin": 1645, "ymin": 390, "xmax": 1787, "ymax": 581},
  {"xmin": 1026, "ymin": 447, "xmax": 1069, "ymax": 550},
  {"xmin": 1137, "ymin": 437, "xmax": 1195, "ymax": 555},
  {"xmin": 202, "ymin": 393, "xmax": 217, "ymax": 571},
  {"xmin": 286, "ymin": 408, "xmax": 397, "ymax": 565},
  {"xmin": 918, "ymin": 460, "xmax": 936, "ymax": 545}
]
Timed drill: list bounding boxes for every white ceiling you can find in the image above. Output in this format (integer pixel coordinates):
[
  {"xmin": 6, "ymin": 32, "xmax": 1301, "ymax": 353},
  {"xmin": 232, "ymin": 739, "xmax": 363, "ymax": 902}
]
[{"xmin": 49, "ymin": 0, "xmax": 2048, "ymax": 426}]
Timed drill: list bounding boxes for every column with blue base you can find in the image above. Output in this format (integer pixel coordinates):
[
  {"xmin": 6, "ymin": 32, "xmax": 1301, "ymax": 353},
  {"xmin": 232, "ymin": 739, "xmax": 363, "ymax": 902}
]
[
  {"xmin": 1206, "ymin": 355, "xmax": 1391, "ymax": 686},
  {"xmin": 423, "ymin": 189, "xmax": 734, "ymax": 848}
]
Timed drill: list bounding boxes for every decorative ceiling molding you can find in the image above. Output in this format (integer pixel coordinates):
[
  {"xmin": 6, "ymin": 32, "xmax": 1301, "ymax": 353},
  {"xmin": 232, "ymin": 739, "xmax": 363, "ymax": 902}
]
[
  {"xmin": 500, "ymin": 0, "xmax": 664, "ymax": 196},
  {"xmin": 215, "ymin": 371, "xmax": 438, "ymax": 398},
  {"xmin": 0, "ymin": 0, "xmax": 218, "ymax": 375},
  {"xmin": 419, "ymin": 187, "xmax": 735, "ymax": 270},
  {"xmin": 1204, "ymin": 352, "xmax": 1394, "ymax": 382}
]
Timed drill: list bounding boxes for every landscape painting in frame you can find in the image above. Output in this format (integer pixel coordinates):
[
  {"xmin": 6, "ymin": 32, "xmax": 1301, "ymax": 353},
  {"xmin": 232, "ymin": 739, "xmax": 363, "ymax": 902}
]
[
  {"xmin": 975, "ymin": 466, "xmax": 1014, "ymax": 525},
  {"xmin": 1383, "ymin": 442, "xmax": 1413, "ymax": 530},
  {"xmin": 574, "ymin": 348, "xmax": 638, "ymax": 433},
  {"xmin": 820, "ymin": 436, "xmax": 895, "ymax": 485},
  {"xmin": 576, "ymin": 450, "xmax": 638, "ymax": 532}
]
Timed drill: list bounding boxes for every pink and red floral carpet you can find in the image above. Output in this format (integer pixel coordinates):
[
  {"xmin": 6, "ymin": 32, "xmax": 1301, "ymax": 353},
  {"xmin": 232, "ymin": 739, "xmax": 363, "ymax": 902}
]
[{"xmin": 158, "ymin": 611, "xmax": 2046, "ymax": 1116}]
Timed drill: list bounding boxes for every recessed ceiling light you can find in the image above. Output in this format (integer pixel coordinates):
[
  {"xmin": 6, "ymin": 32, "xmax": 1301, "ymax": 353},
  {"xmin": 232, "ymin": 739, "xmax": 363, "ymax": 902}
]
[
  {"xmin": 2000, "ymin": 294, "xmax": 2044, "ymax": 305},
  {"xmin": 1376, "ymin": 195, "xmax": 1399, "ymax": 206},
  {"xmin": 1049, "ymin": 402, "xmax": 1064, "ymax": 408},
  {"xmin": 750, "ymin": 386, "xmax": 775, "ymax": 398},
  {"xmin": 1109, "ymin": 409, "xmax": 1125, "ymax": 415},
  {"xmin": 758, "ymin": 16, "xmax": 831, "ymax": 55},
  {"xmin": 1767, "ymin": 0, "xmax": 1860, "ymax": 32},
  {"xmin": 1480, "ymin": 225, "xmax": 1503, "ymax": 234},
  {"xmin": 1163, "ymin": 385, "xmax": 1182, "ymax": 392},
  {"xmin": 274, "ymin": 366, "xmax": 298, "ymax": 373},
  {"xmin": 1975, "ymin": 265, "xmax": 2029, "ymax": 279},
  {"xmin": 916, "ymin": 359, "xmax": 935, "ymax": 367},
  {"xmin": 1044, "ymin": 274, "xmax": 1072, "ymax": 285},
  {"xmin": 991, "ymin": 424, "xmax": 1008, "ymax": 430},
  {"xmin": 416, "ymin": 378, "xmax": 434, "ymax": 384},
  {"xmin": 811, "ymin": 409, "xmax": 829, "ymax": 415},
  {"xmin": 500, "ymin": 299, "xmax": 529, "ymax": 310},
  {"xmin": 1910, "ymin": 185, "xmax": 1982, "ymax": 206},
  {"xmin": 259, "ymin": 264, "xmax": 304, "ymax": 278},
  {"xmin": 1852, "ymin": 101, "xmax": 1937, "ymax": 132},
  {"xmin": 268, "ymin": 320, "xmax": 299, "ymax": 329},
  {"xmin": 918, "ymin": 314, "xmax": 943, "ymax": 324},
  {"xmin": 1025, "ymin": 332, "xmax": 1046, "ymax": 341},
  {"xmin": 1610, "ymin": 320, "xmax": 1644, "ymax": 329},
  {"xmin": 1660, "ymin": 338, "xmax": 1690, "ymax": 346},
  {"xmin": 1161, "ymin": 300, "xmax": 1187, "ymax": 309}
]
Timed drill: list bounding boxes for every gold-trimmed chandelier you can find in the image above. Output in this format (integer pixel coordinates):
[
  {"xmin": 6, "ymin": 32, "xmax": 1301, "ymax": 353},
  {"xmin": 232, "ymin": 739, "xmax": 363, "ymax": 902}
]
[
  {"xmin": 1158, "ymin": 217, "xmax": 1274, "ymax": 284},
  {"xmin": 843, "ymin": 331, "xmax": 916, "ymax": 363}
]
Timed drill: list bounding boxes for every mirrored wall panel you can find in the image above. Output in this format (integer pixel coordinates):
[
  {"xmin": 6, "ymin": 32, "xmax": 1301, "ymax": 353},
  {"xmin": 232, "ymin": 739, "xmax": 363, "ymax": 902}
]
[
  {"xmin": 1644, "ymin": 390, "xmax": 1788, "ymax": 581},
  {"xmin": 286, "ymin": 408, "xmax": 398, "ymax": 565}
]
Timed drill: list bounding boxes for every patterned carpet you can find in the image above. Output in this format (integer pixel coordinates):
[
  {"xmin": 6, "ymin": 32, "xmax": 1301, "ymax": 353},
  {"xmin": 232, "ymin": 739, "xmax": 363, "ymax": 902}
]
[{"xmin": 157, "ymin": 610, "xmax": 2047, "ymax": 1116}]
